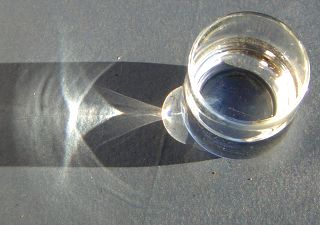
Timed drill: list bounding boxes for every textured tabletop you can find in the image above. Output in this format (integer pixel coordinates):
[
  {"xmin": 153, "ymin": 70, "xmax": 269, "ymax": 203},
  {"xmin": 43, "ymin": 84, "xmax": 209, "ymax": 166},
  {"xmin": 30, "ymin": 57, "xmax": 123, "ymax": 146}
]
[{"xmin": 0, "ymin": 1, "xmax": 319, "ymax": 224}]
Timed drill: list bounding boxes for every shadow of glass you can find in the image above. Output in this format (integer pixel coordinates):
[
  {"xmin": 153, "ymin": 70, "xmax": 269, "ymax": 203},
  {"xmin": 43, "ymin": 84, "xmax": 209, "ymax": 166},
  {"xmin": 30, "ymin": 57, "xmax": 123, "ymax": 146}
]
[
  {"xmin": 0, "ymin": 62, "xmax": 217, "ymax": 167},
  {"xmin": 77, "ymin": 62, "xmax": 218, "ymax": 166}
]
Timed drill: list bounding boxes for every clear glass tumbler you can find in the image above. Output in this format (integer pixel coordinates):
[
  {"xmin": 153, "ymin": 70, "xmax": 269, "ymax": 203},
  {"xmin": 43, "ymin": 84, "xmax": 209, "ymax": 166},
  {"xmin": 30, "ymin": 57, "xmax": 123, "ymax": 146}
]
[{"xmin": 162, "ymin": 12, "xmax": 310, "ymax": 156}]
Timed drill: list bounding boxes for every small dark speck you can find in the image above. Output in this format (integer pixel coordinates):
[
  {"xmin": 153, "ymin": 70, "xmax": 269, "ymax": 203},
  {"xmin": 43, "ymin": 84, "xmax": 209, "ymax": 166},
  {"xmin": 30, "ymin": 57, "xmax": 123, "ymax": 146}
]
[
  {"xmin": 247, "ymin": 178, "xmax": 253, "ymax": 181},
  {"xmin": 114, "ymin": 74, "xmax": 119, "ymax": 77},
  {"xmin": 192, "ymin": 194, "xmax": 196, "ymax": 197},
  {"xmin": 211, "ymin": 171, "xmax": 216, "ymax": 175}
]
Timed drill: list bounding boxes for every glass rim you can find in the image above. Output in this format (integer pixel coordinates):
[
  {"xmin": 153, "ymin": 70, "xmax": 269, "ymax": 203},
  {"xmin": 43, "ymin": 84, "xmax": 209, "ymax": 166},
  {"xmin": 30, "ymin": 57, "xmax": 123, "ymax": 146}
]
[{"xmin": 187, "ymin": 11, "xmax": 310, "ymax": 130}]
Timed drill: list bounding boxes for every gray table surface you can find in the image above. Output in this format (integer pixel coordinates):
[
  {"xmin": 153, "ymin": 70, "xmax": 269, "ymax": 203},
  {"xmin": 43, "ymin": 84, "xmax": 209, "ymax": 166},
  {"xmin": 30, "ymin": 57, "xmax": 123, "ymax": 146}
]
[{"xmin": 0, "ymin": 0, "xmax": 320, "ymax": 224}]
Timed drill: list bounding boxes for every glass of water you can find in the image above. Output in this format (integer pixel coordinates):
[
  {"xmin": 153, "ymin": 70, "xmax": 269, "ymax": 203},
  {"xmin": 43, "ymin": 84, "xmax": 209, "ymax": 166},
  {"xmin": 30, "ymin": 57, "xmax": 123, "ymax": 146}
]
[{"xmin": 179, "ymin": 12, "xmax": 310, "ymax": 152}]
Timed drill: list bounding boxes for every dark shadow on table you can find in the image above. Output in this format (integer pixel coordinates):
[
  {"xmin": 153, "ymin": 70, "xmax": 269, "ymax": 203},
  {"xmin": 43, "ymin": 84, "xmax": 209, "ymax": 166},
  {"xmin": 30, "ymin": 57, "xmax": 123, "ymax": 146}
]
[{"xmin": 0, "ymin": 62, "xmax": 218, "ymax": 167}]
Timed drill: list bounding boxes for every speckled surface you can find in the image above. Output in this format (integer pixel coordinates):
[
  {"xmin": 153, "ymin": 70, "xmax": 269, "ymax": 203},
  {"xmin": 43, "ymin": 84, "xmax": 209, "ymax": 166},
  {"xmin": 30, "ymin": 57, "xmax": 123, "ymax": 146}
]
[{"xmin": 0, "ymin": 0, "xmax": 319, "ymax": 224}]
